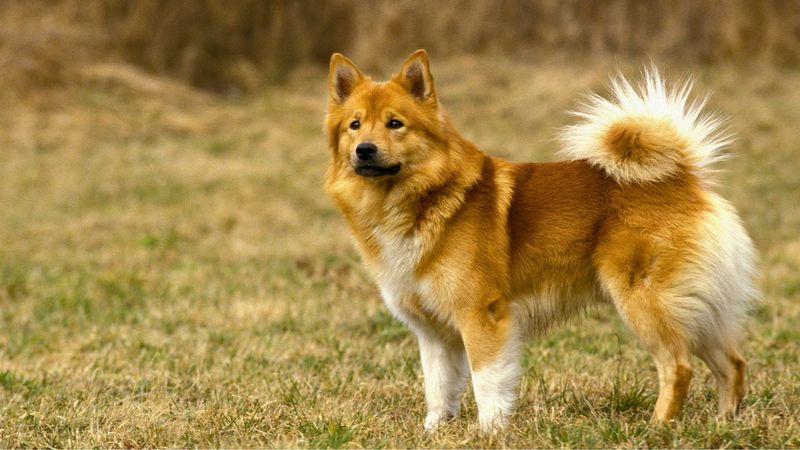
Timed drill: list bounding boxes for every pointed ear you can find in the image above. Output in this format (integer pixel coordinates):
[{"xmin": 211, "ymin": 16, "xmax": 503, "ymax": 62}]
[
  {"xmin": 394, "ymin": 49, "xmax": 436, "ymax": 102},
  {"xmin": 329, "ymin": 53, "xmax": 364, "ymax": 105}
]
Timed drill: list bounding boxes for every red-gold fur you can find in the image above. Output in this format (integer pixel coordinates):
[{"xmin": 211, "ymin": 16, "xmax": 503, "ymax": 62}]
[{"xmin": 325, "ymin": 50, "xmax": 757, "ymax": 431}]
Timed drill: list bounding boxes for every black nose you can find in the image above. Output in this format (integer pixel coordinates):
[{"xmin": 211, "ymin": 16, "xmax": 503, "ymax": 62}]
[{"xmin": 356, "ymin": 143, "xmax": 377, "ymax": 160}]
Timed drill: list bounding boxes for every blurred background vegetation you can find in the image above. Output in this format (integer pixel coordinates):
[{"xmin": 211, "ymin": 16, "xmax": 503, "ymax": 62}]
[{"xmin": 2, "ymin": 0, "xmax": 799, "ymax": 94}]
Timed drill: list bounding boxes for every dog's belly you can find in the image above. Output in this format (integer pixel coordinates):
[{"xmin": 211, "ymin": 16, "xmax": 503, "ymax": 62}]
[
  {"xmin": 511, "ymin": 288, "xmax": 605, "ymax": 335},
  {"xmin": 510, "ymin": 267, "xmax": 607, "ymax": 335}
]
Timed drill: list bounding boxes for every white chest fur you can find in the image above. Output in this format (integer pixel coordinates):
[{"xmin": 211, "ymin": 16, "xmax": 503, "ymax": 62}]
[{"xmin": 372, "ymin": 230, "xmax": 427, "ymax": 330}]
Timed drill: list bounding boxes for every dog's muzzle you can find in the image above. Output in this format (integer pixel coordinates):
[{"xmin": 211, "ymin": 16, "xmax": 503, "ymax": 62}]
[{"xmin": 352, "ymin": 143, "xmax": 401, "ymax": 176}]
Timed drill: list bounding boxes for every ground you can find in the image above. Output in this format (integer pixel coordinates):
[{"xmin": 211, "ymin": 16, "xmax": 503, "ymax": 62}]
[{"xmin": 0, "ymin": 56, "xmax": 798, "ymax": 447}]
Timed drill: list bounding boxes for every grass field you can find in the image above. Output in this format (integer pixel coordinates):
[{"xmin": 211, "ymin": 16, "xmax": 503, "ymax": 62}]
[{"xmin": 1, "ymin": 56, "xmax": 799, "ymax": 447}]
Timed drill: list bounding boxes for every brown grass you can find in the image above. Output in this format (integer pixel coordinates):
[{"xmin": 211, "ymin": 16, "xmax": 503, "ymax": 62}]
[
  {"xmin": 0, "ymin": 53, "xmax": 799, "ymax": 447},
  {"xmin": 1, "ymin": 2, "xmax": 799, "ymax": 447}
]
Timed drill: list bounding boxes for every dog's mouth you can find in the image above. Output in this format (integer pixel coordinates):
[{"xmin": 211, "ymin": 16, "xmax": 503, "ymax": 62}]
[{"xmin": 354, "ymin": 163, "xmax": 402, "ymax": 177}]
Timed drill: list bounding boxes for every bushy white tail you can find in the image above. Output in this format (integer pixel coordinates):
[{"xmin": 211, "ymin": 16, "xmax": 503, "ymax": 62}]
[{"xmin": 560, "ymin": 69, "xmax": 731, "ymax": 184}]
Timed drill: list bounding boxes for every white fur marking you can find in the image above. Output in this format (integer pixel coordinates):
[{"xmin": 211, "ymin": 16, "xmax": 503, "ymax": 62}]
[
  {"xmin": 668, "ymin": 193, "xmax": 759, "ymax": 346},
  {"xmin": 374, "ymin": 231, "xmax": 424, "ymax": 328},
  {"xmin": 471, "ymin": 337, "xmax": 522, "ymax": 432},
  {"xmin": 418, "ymin": 329, "xmax": 469, "ymax": 431}
]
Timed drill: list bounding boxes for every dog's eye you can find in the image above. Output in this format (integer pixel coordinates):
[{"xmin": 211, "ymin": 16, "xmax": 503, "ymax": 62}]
[
  {"xmin": 349, "ymin": 120, "xmax": 360, "ymax": 130},
  {"xmin": 387, "ymin": 119, "xmax": 404, "ymax": 129}
]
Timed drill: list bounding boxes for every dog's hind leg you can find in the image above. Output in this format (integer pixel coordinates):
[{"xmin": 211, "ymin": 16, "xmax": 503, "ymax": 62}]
[
  {"xmin": 612, "ymin": 288, "xmax": 695, "ymax": 422},
  {"xmin": 597, "ymin": 238, "xmax": 697, "ymax": 422},
  {"xmin": 649, "ymin": 340, "xmax": 694, "ymax": 422},
  {"xmin": 694, "ymin": 333, "xmax": 747, "ymax": 418}
]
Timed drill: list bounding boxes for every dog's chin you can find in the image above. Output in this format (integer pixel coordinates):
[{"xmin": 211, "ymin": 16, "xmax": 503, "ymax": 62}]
[{"xmin": 354, "ymin": 163, "xmax": 402, "ymax": 177}]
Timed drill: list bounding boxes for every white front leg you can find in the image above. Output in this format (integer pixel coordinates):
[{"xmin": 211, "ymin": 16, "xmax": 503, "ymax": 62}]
[
  {"xmin": 470, "ymin": 341, "xmax": 521, "ymax": 432},
  {"xmin": 416, "ymin": 329, "xmax": 470, "ymax": 431}
]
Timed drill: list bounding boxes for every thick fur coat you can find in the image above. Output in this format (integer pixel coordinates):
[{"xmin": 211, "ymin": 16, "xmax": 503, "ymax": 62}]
[{"xmin": 324, "ymin": 50, "xmax": 758, "ymax": 431}]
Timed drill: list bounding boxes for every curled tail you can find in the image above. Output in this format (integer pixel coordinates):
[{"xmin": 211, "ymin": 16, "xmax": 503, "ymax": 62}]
[{"xmin": 560, "ymin": 68, "xmax": 731, "ymax": 184}]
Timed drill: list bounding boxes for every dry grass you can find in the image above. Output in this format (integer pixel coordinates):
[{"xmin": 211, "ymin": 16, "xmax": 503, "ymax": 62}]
[{"xmin": 1, "ymin": 54, "xmax": 799, "ymax": 447}]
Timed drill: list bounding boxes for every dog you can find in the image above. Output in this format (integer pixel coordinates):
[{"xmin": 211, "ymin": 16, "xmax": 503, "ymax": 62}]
[{"xmin": 324, "ymin": 49, "xmax": 757, "ymax": 431}]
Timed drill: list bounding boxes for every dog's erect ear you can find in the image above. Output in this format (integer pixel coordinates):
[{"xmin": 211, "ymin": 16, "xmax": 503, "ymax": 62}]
[
  {"xmin": 395, "ymin": 49, "xmax": 436, "ymax": 102},
  {"xmin": 329, "ymin": 53, "xmax": 364, "ymax": 105}
]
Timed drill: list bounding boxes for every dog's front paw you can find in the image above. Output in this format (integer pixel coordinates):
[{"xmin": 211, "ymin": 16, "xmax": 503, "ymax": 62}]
[
  {"xmin": 478, "ymin": 409, "xmax": 508, "ymax": 434},
  {"xmin": 423, "ymin": 410, "xmax": 454, "ymax": 432}
]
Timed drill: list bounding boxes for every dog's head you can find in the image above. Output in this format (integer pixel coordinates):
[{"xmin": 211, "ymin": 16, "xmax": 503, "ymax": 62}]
[{"xmin": 325, "ymin": 50, "xmax": 448, "ymax": 182}]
